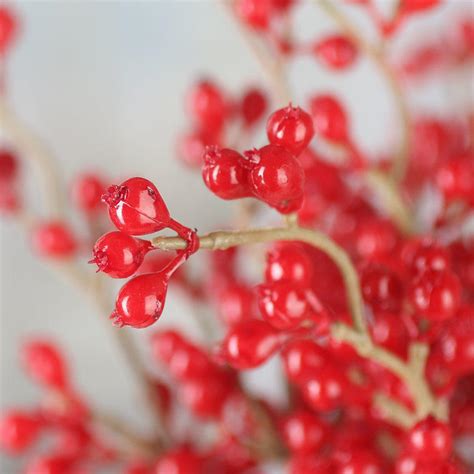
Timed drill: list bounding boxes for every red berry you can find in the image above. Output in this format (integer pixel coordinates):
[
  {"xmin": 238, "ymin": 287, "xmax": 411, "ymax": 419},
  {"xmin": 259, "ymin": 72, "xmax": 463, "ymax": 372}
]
[
  {"xmin": 301, "ymin": 365, "xmax": 347, "ymax": 411},
  {"xmin": 177, "ymin": 129, "xmax": 220, "ymax": 168},
  {"xmin": 288, "ymin": 454, "xmax": 333, "ymax": 474},
  {"xmin": 309, "ymin": 94, "xmax": 349, "ymax": 143},
  {"xmin": 281, "ymin": 339, "xmax": 328, "ymax": 383},
  {"xmin": 235, "ymin": 0, "xmax": 273, "ymax": 30},
  {"xmin": 22, "ymin": 340, "xmax": 68, "ymax": 389},
  {"xmin": 0, "ymin": 148, "xmax": 19, "ymax": 181},
  {"xmin": 436, "ymin": 154, "xmax": 474, "ymax": 204},
  {"xmin": 216, "ymin": 284, "xmax": 255, "ymax": 326},
  {"xmin": 0, "ymin": 6, "xmax": 17, "ymax": 55},
  {"xmin": 71, "ymin": 173, "xmax": 105, "ymax": 213},
  {"xmin": 187, "ymin": 80, "xmax": 228, "ymax": 133},
  {"xmin": 404, "ymin": 416, "xmax": 452, "ymax": 462},
  {"xmin": 336, "ymin": 450, "xmax": 384, "ymax": 474},
  {"xmin": 91, "ymin": 231, "xmax": 152, "ymax": 278},
  {"xmin": 265, "ymin": 243, "xmax": 313, "ymax": 286},
  {"xmin": 240, "ymin": 87, "xmax": 267, "ymax": 127},
  {"xmin": 411, "ymin": 242, "xmax": 451, "ymax": 275},
  {"xmin": 24, "ymin": 455, "xmax": 74, "ymax": 474},
  {"xmin": 400, "ymin": 0, "xmax": 441, "ymax": 15},
  {"xmin": 243, "ymin": 144, "xmax": 305, "ymax": 213},
  {"xmin": 167, "ymin": 344, "xmax": 217, "ymax": 381},
  {"xmin": 111, "ymin": 272, "xmax": 169, "ymax": 328},
  {"xmin": 32, "ymin": 221, "xmax": 77, "ymax": 258},
  {"xmin": 354, "ymin": 218, "xmax": 399, "ymax": 260},
  {"xmin": 0, "ymin": 410, "xmax": 41, "ymax": 453},
  {"xmin": 202, "ymin": 146, "xmax": 251, "ymax": 200},
  {"xmin": 151, "ymin": 330, "xmax": 188, "ymax": 364},
  {"xmin": 102, "ymin": 177, "xmax": 170, "ymax": 236},
  {"xmin": 220, "ymin": 319, "xmax": 283, "ymax": 369},
  {"xmin": 266, "ymin": 105, "xmax": 315, "ymax": 156},
  {"xmin": 154, "ymin": 448, "xmax": 205, "ymax": 474},
  {"xmin": 281, "ymin": 411, "xmax": 326, "ymax": 454},
  {"xmin": 124, "ymin": 462, "xmax": 152, "ymax": 474},
  {"xmin": 370, "ymin": 312, "xmax": 409, "ymax": 357},
  {"xmin": 257, "ymin": 281, "xmax": 313, "ymax": 330},
  {"xmin": 313, "ymin": 35, "xmax": 358, "ymax": 70},
  {"xmin": 408, "ymin": 270, "xmax": 461, "ymax": 322}
]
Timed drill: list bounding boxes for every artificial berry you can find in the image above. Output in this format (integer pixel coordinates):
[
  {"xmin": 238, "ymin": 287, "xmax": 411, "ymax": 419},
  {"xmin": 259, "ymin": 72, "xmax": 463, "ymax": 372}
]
[
  {"xmin": 353, "ymin": 218, "xmax": 399, "ymax": 260},
  {"xmin": 301, "ymin": 365, "xmax": 347, "ymax": 410},
  {"xmin": 167, "ymin": 343, "xmax": 217, "ymax": 381},
  {"xmin": 313, "ymin": 35, "xmax": 358, "ymax": 70},
  {"xmin": 411, "ymin": 241, "xmax": 451, "ymax": 275},
  {"xmin": 265, "ymin": 243, "xmax": 313, "ymax": 287},
  {"xmin": 0, "ymin": 6, "xmax": 17, "ymax": 55},
  {"xmin": 243, "ymin": 144, "xmax": 305, "ymax": 213},
  {"xmin": 91, "ymin": 231, "xmax": 153, "ymax": 278},
  {"xmin": 281, "ymin": 411, "xmax": 326, "ymax": 454},
  {"xmin": 235, "ymin": 0, "xmax": 273, "ymax": 30},
  {"xmin": 22, "ymin": 340, "xmax": 68, "ymax": 389},
  {"xmin": 186, "ymin": 80, "xmax": 228, "ymax": 133},
  {"xmin": 281, "ymin": 339, "xmax": 328, "ymax": 383},
  {"xmin": 240, "ymin": 87, "xmax": 267, "ymax": 127},
  {"xmin": 404, "ymin": 416, "xmax": 452, "ymax": 462},
  {"xmin": 0, "ymin": 410, "xmax": 41, "ymax": 453},
  {"xmin": 216, "ymin": 284, "xmax": 255, "ymax": 326},
  {"xmin": 309, "ymin": 94, "xmax": 349, "ymax": 143},
  {"xmin": 154, "ymin": 448, "xmax": 205, "ymax": 474},
  {"xmin": 32, "ymin": 221, "xmax": 77, "ymax": 258},
  {"xmin": 266, "ymin": 104, "xmax": 315, "ymax": 156},
  {"xmin": 257, "ymin": 281, "xmax": 313, "ymax": 330},
  {"xmin": 220, "ymin": 319, "xmax": 283, "ymax": 369},
  {"xmin": 370, "ymin": 312, "xmax": 409, "ymax": 357},
  {"xmin": 151, "ymin": 330, "xmax": 187, "ymax": 364},
  {"xmin": 102, "ymin": 177, "xmax": 170, "ymax": 236},
  {"xmin": 202, "ymin": 146, "xmax": 251, "ymax": 200},
  {"xmin": 408, "ymin": 270, "xmax": 461, "ymax": 322},
  {"xmin": 177, "ymin": 129, "xmax": 220, "ymax": 168},
  {"xmin": 71, "ymin": 173, "xmax": 105, "ymax": 214},
  {"xmin": 0, "ymin": 148, "xmax": 19, "ymax": 181}
]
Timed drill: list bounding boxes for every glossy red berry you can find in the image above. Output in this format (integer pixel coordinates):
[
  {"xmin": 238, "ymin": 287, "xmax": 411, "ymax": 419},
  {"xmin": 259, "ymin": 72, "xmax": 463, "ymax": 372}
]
[
  {"xmin": 216, "ymin": 284, "xmax": 255, "ymax": 326},
  {"xmin": 313, "ymin": 35, "xmax": 358, "ymax": 70},
  {"xmin": 336, "ymin": 451, "xmax": 384, "ymax": 474},
  {"xmin": 167, "ymin": 344, "xmax": 217, "ymax": 381},
  {"xmin": 22, "ymin": 340, "xmax": 68, "ymax": 389},
  {"xmin": 177, "ymin": 129, "xmax": 220, "ymax": 168},
  {"xmin": 202, "ymin": 146, "xmax": 251, "ymax": 200},
  {"xmin": 266, "ymin": 105, "xmax": 315, "ymax": 156},
  {"xmin": 281, "ymin": 339, "xmax": 328, "ymax": 383},
  {"xmin": 240, "ymin": 87, "xmax": 267, "ymax": 127},
  {"xmin": 408, "ymin": 270, "xmax": 461, "ymax": 322},
  {"xmin": 0, "ymin": 410, "xmax": 41, "ymax": 453},
  {"xmin": 243, "ymin": 144, "xmax": 305, "ymax": 213},
  {"xmin": 0, "ymin": 148, "xmax": 19, "ymax": 181},
  {"xmin": 411, "ymin": 242, "xmax": 451, "ymax": 275},
  {"xmin": 154, "ymin": 448, "xmax": 205, "ymax": 474},
  {"xmin": 235, "ymin": 0, "xmax": 273, "ymax": 30},
  {"xmin": 370, "ymin": 312, "xmax": 409, "ymax": 356},
  {"xmin": 265, "ymin": 243, "xmax": 313, "ymax": 287},
  {"xmin": 257, "ymin": 281, "xmax": 313, "ymax": 330},
  {"xmin": 186, "ymin": 80, "xmax": 228, "ymax": 133},
  {"xmin": 404, "ymin": 416, "xmax": 452, "ymax": 462},
  {"xmin": 309, "ymin": 94, "xmax": 349, "ymax": 143},
  {"xmin": 281, "ymin": 411, "xmax": 326, "ymax": 454},
  {"xmin": 435, "ymin": 154, "xmax": 474, "ymax": 204},
  {"xmin": 91, "ymin": 231, "xmax": 152, "ymax": 278},
  {"xmin": 32, "ymin": 221, "xmax": 77, "ymax": 258},
  {"xmin": 71, "ymin": 173, "xmax": 105, "ymax": 214},
  {"xmin": 102, "ymin": 177, "xmax": 170, "ymax": 236},
  {"xmin": 220, "ymin": 319, "xmax": 283, "ymax": 369},
  {"xmin": 0, "ymin": 6, "xmax": 17, "ymax": 55}
]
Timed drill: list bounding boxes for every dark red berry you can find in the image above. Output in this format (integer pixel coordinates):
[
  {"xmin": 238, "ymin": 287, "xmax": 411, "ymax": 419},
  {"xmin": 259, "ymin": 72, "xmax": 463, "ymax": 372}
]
[
  {"xmin": 0, "ymin": 410, "xmax": 41, "ymax": 453},
  {"xmin": 91, "ymin": 231, "xmax": 153, "ymax": 278},
  {"xmin": 309, "ymin": 94, "xmax": 349, "ymax": 143},
  {"xmin": 266, "ymin": 105, "xmax": 315, "ymax": 156},
  {"xmin": 240, "ymin": 87, "xmax": 267, "ymax": 127},
  {"xmin": 32, "ymin": 221, "xmax": 77, "ymax": 258},
  {"xmin": 313, "ymin": 35, "xmax": 358, "ymax": 70},
  {"xmin": 0, "ymin": 148, "xmax": 19, "ymax": 181},
  {"xmin": 202, "ymin": 146, "xmax": 251, "ymax": 200}
]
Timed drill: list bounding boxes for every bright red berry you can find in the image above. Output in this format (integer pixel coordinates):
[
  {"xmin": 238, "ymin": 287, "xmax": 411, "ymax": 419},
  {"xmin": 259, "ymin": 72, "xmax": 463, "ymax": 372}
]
[
  {"xmin": 167, "ymin": 344, "xmax": 217, "ymax": 381},
  {"xmin": 281, "ymin": 411, "xmax": 327, "ymax": 454},
  {"xmin": 0, "ymin": 6, "xmax": 17, "ymax": 55},
  {"xmin": 313, "ymin": 35, "xmax": 358, "ymax": 70},
  {"xmin": 257, "ymin": 281, "xmax": 313, "ymax": 330},
  {"xmin": 309, "ymin": 94, "xmax": 349, "ymax": 143},
  {"xmin": 71, "ymin": 173, "xmax": 105, "ymax": 214},
  {"xmin": 336, "ymin": 451, "xmax": 384, "ymax": 474},
  {"xmin": 91, "ymin": 231, "xmax": 152, "ymax": 278},
  {"xmin": 235, "ymin": 0, "xmax": 273, "ymax": 30},
  {"xmin": 404, "ymin": 416, "xmax": 452, "ymax": 462},
  {"xmin": 266, "ymin": 105, "xmax": 315, "ymax": 156},
  {"xmin": 202, "ymin": 146, "xmax": 251, "ymax": 200},
  {"xmin": 240, "ymin": 87, "xmax": 267, "ymax": 127},
  {"xmin": 411, "ymin": 241, "xmax": 451, "ymax": 275},
  {"xmin": 186, "ymin": 80, "xmax": 228, "ymax": 133},
  {"xmin": 22, "ymin": 340, "xmax": 68, "ymax": 389},
  {"xmin": 436, "ymin": 154, "xmax": 474, "ymax": 204},
  {"xmin": 409, "ymin": 270, "xmax": 461, "ymax": 322},
  {"xmin": 0, "ymin": 148, "xmax": 19, "ymax": 181},
  {"xmin": 220, "ymin": 319, "xmax": 283, "ymax": 369},
  {"xmin": 265, "ymin": 243, "xmax": 313, "ymax": 287},
  {"xmin": 151, "ymin": 330, "xmax": 188, "ymax": 364},
  {"xmin": 154, "ymin": 448, "xmax": 205, "ymax": 474},
  {"xmin": 243, "ymin": 144, "xmax": 305, "ymax": 213},
  {"xmin": 281, "ymin": 339, "xmax": 328, "ymax": 383},
  {"xmin": 216, "ymin": 284, "xmax": 255, "ymax": 326},
  {"xmin": 32, "ymin": 221, "xmax": 77, "ymax": 258},
  {"xmin": 370, "ymin": 312, "xmax": 409, "ymax": 356},
  {"xmin": 0, "ymin": 410, "xmax": 41, "ymax": 453},
  {"xmin": 102, "ymin": 177, "xmax": 170, "ymax": 236}
]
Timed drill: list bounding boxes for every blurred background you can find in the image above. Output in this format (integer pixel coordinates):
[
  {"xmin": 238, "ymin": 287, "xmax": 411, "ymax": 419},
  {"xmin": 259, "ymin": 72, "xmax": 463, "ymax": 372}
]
[{"xmin": 0, "ymin": 1, "xmax": 472, "ymax": 472}]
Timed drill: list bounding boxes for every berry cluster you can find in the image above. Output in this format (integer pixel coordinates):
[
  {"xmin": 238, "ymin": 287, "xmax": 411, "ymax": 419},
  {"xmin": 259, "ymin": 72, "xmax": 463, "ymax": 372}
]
[{"xmin": 1, "ymin": 1, "xmax": 474, "ymax": 474}]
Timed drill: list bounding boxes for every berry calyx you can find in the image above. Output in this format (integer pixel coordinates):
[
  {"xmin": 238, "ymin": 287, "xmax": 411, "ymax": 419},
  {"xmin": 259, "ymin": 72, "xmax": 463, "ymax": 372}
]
[
  {"xmin": 91, "ymin": 231, "xmax": 153, "ymax": 278},
  {"xmin": 309, "ymin": 94, "xmax": 349, "ymax": 143},
  {"xmin": 202, "ymin": 146, "xmax": 251, "ymax": 200},
  {"xmin": 0, "ymin": 410, "xmax": 41, "ymax": 453},
  {"xmin": 71, "ymin": 173, "xmax": 105, "ymax": 214},
  {"xmin": 312, "ymin": 35, "xmax": 358, "ymax": 70},
  {"xmin": 243, "ymin": 144, "xmax": 305, "ymax": 214},
  {"xmin": 266, "ymin": 104, "xmax": 315, "ymax": 156},
  {"xmin": 32, "ymin": 221, "xmax": 77, "ymax": 258}
]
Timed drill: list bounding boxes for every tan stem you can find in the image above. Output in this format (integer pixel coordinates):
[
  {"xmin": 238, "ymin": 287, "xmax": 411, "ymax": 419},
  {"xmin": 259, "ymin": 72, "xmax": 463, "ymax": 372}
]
[{"xmin": 317, "ymin": 0, "xmax": 411, "ymax": 182}]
